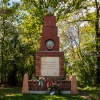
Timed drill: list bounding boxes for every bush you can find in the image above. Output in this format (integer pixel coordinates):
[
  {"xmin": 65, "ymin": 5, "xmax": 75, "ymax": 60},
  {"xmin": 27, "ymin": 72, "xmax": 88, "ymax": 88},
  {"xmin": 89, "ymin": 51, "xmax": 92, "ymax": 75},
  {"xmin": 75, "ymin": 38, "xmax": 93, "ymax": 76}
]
[{"xmin": 89, "ymin": 87, "xmax": 100, "ymax": 100}]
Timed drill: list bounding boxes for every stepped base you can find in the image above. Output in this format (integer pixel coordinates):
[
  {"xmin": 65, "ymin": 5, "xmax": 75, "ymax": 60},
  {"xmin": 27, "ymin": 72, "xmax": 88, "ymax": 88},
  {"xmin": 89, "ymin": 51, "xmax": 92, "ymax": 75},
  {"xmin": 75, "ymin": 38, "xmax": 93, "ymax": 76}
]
[
  {"xmin": 22, "ymin": 74, "xmax": 78, "ymax": 94},
  {"xmin": 29, "ymin": 91, "xmax": 47, "ymax": 94},
  {"xmin": 29, "ymin": 91, "xmax": 70, "ymax": 94},
  {"xmin": 29, "ymin": 80, "xmax": 71, "ymax": 94}
]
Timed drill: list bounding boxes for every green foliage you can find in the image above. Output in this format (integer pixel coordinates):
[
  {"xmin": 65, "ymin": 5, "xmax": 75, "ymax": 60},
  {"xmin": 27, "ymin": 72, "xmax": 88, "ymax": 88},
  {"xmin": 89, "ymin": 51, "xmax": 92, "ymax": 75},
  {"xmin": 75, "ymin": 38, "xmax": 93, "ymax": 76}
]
[
  {"xmin": 59, "ymin": 0, "xmax": 100, "ymax": 86},
  {"xmin": 79, "ymin": 86, "xmax": 100, "ymax": 100},
  {"xmin": 89, "ymin": 87, "xmax": 100, "ymax": 100},
  {"xmin": 0, "ymin": 0, "xmax": 100, "ymax": 86},
  {"xmin": 76, "ymin": 55, "xmax": 96, "ymax": 85},
  {"xmin": 0, "ymin": 0, "xmax": 38, "ymax": 84}
]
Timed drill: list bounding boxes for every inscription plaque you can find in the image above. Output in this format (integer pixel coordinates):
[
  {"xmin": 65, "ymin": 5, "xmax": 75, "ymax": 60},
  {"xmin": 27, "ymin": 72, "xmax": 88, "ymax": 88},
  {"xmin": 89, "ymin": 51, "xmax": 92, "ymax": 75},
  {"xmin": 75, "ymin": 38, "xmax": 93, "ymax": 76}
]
[{"xmin": 41, "ymin": 57, "xmax": 59, "ymax": 76}]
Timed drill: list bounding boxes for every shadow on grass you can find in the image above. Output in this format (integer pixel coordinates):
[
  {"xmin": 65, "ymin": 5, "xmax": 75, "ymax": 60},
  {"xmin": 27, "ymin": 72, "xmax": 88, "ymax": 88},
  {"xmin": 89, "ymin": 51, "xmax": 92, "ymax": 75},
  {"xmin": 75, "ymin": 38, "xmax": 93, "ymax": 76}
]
[{"xmin": 0, "ymin": 87, "xmax": 87, "ymax": 100}]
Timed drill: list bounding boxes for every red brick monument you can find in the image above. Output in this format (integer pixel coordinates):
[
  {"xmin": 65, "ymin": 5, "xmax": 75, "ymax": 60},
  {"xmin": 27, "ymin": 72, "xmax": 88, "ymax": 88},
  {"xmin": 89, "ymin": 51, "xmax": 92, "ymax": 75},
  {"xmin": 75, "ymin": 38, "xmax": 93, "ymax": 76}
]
[
  {"xmin": 22, "ymin": 7, "xmax": 78, "ymax": 94},
  {"xmin": 36, "ymin": 14, "xmax": 64, "ymax": 79}
]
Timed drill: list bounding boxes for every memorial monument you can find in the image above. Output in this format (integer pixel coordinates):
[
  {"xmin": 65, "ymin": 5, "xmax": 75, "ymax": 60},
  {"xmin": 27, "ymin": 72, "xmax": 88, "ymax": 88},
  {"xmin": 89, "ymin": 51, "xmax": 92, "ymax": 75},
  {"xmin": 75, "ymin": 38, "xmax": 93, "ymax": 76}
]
[
  {"xmin": 22, "ymin": 7, "xmax": 78, "ymax": 94},
  {"xmin": 36, "ymin": 7, "xmax": 64, "ymax": 79}
]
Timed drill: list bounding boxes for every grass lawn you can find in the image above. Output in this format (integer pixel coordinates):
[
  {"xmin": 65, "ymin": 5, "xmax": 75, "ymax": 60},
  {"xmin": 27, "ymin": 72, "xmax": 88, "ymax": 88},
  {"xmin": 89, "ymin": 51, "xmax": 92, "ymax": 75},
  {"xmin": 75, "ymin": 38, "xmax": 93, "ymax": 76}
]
[{"xmin": 0, "ymin": 86, "xmax": 88, "ymax": 100}]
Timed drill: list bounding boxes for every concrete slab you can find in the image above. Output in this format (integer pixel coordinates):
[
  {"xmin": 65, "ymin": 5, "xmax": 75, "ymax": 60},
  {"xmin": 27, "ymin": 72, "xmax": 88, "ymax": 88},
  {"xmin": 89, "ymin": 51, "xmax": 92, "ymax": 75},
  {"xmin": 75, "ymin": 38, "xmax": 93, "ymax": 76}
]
[{"xmin": 29, "ymin": 91, "xmax": 70, "ymax": 94}]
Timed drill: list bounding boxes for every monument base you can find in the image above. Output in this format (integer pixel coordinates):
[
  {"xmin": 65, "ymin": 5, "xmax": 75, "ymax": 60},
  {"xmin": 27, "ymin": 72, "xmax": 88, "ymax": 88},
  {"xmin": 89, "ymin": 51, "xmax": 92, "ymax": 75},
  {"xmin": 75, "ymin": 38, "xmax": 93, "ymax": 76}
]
[
  {"xmin": 28, "ymin": 80, "xmax": 71, "ymax": 94},
  {"xmin": 29, "ymin": 91, "xmax": 47, "ymax": 94},
  {"xmin": 22, "ymin": 74, "xmax": 78, "ymax": 94},
  {"xmin": 29, "ymin": 91, "xmax": 70, "ymax": 94},
  {"xmin": 36, "ymin": 51, "xmax": 64, "ymax": 78}
]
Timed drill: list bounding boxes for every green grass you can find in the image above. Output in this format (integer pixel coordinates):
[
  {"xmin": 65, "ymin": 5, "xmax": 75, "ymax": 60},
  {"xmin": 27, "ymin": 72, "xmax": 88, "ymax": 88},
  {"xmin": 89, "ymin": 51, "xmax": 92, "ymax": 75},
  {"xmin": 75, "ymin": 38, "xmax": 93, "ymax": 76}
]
[
  {"xmin": 78, "ymin": 86, "xmax": 100, "ymax": 100},
  {"xmin": 0, "ymin": 87, "xmax": 87, "ymax": 100}
]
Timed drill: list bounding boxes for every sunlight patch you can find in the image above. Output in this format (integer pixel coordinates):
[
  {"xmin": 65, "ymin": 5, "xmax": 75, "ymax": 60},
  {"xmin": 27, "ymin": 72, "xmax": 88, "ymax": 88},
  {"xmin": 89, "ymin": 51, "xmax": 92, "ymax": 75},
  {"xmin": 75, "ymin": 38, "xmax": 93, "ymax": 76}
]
[{"xmin": 6, "ymin": 94, "xmax": 22, "ymax": 97}]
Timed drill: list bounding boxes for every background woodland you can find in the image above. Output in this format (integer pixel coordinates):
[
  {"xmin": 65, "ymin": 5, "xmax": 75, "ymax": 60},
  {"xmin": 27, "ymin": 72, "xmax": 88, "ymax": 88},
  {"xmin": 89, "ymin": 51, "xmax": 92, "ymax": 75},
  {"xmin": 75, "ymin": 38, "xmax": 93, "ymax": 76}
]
[{"xmin": 0, "ymin": 0, "xmax": 100, "ymax": 86}]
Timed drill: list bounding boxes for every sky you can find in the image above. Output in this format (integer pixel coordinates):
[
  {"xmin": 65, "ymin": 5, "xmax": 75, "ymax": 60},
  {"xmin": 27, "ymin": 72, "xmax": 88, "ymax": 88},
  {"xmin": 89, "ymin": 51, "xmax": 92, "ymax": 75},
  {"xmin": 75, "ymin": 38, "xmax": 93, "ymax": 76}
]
[
  {"xmin": 9, "ymin": 0, "xmax": 21, "ymax": 6},
  {"xmin": 10, "ymin": 0, "xmax": 20, "ymax": 4}
]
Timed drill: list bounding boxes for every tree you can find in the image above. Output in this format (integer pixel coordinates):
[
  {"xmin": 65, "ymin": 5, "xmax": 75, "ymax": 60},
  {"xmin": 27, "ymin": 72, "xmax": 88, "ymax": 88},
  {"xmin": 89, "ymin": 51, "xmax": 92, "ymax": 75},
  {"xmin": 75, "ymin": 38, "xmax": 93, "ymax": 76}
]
[
  {"xmin": 94, "ymin": 0, "xmax": 100, "ymax": 84},
  {"xmin": 57, "ymin": 0, "xmax": 99, "ymax": 85},
  {"xmin": 0, "ymin": 0, "xmax": 21, "ymax": 84}
]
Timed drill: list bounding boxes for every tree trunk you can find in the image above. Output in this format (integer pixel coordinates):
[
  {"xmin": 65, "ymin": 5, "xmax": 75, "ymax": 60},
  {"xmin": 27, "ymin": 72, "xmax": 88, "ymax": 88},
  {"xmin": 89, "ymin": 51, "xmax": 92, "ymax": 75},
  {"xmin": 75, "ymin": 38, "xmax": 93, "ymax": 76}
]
[{"xmin": 95, "ymin": 0, "xmax": 100, "ymax": 84}]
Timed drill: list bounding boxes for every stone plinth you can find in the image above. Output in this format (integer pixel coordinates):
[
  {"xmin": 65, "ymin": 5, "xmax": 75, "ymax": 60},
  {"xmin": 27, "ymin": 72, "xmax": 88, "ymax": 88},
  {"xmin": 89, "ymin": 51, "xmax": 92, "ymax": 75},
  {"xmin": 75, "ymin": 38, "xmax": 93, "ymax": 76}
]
[
  {"xmin": 22, "ymin": 74, "xmax": 29, "ymax": 94},
  {"xmin": 36, "ymin": 52, "xmax": 64, "ymax": 78},
  {"xmin": 71, "ymin": 74, "xmax": 78, "ymax": 94}
]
